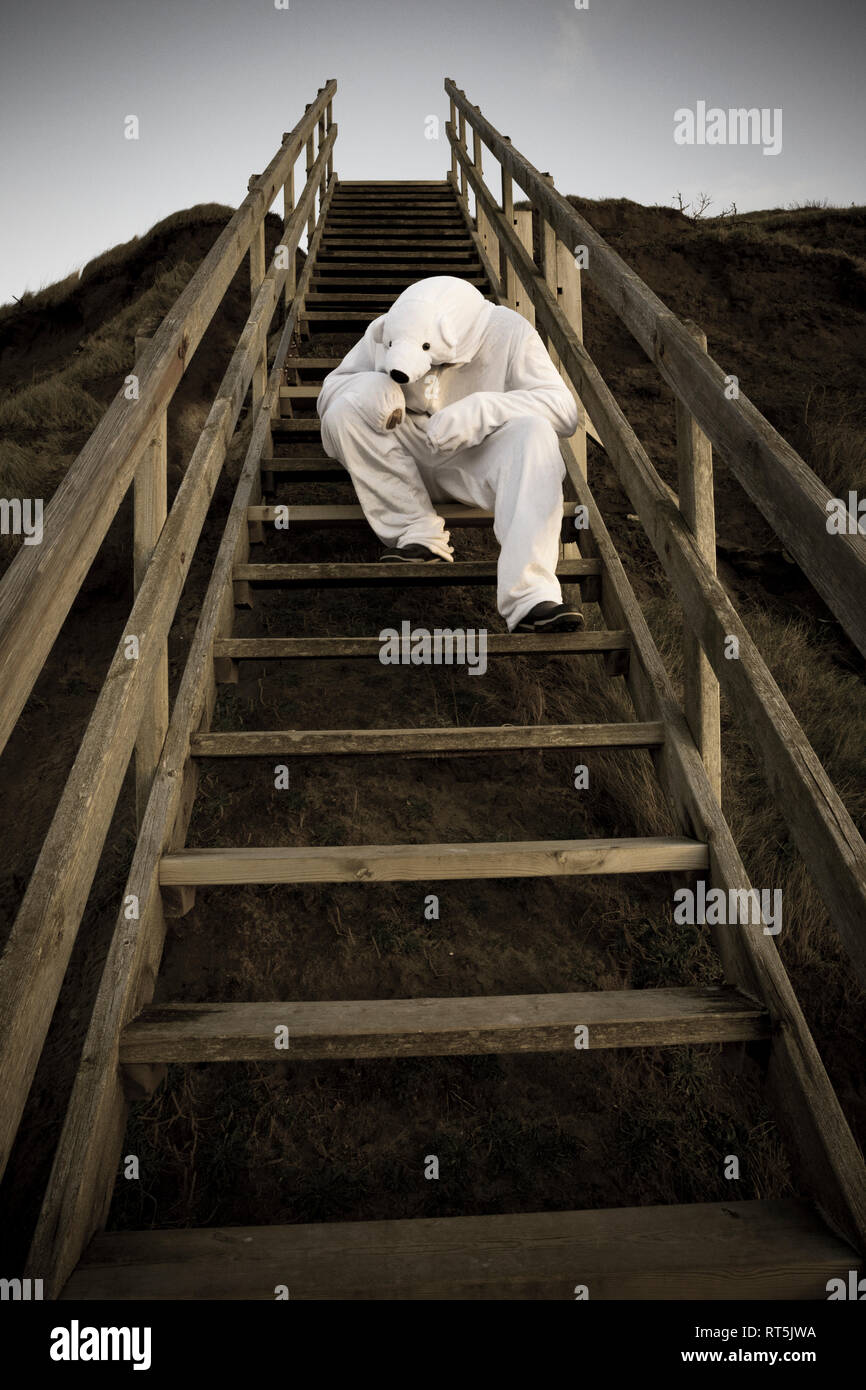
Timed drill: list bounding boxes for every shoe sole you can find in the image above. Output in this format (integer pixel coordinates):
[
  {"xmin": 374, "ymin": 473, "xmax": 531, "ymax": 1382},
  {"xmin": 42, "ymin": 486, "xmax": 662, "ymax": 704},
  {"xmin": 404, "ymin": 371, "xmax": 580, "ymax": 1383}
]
[{"xmin": 514, "ymin": 612, "xmax": 586, "ymax": 633}]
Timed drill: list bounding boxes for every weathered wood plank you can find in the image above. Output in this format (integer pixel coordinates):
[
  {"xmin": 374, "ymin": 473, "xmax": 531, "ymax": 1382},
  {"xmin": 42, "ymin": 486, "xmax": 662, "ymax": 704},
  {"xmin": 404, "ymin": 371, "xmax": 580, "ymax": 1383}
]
[
  {"xmin": 336, "ymin": 179, "xmax": 452, "ymax": 186},
  {"xmin": 282, "ymin": 357, "xmax": 342, "ymax": 368},
  {"xmin": 61, "ymin": 1200, "xmax": 858, "ymax": 1300},
  {"xmin": 310, "ymin": 276, "xmax": 487, "ymax": 287},
  {"xmin": 676, "ymin": 320, "xmax": 722, "ymax": 804},
  {"xmin": 325, "ymin": 218, "xmax": 466, "ymax": 229},
  {"xmin": 247, "ymin": 501, "xmax": 573, "ymax": 526},
  {"xmin": 264, "ymin": 459, "xmax": 346, "ymax": 476},
  {"xmin": 211, "ymin": 630, "xmax": 623, "ymax": 661},
  {"xmin": 190, "ymin": 720, "xmax": 664, "ymax": 757},
  {"xmin": 131, "ymin": 343, "xmax": 169, "ymax": 829},
  {"xmin": 298, "ymin": 311, "xmax": 382, "ymax": 321},
  {"xmin": 120, "ymin": 986, "xmax": 769, "ymax": 1063},
  {"xmin": 316, "ymin": 249, "xmax": 476, "ymax": 260},
  {"xmin": 160, "ymin": 837, "xmax": 708, "ymax": 886},
  {"xmin": 322, "ymin": 230, "xmax": 471, "ymax": 240},
  {"xmin": 305, "ymin": 293, "xmax": 401, "ymax": 304},
  {"xmin": 233, "ymin": 558, "xmax": 601, "ymax": 586}
]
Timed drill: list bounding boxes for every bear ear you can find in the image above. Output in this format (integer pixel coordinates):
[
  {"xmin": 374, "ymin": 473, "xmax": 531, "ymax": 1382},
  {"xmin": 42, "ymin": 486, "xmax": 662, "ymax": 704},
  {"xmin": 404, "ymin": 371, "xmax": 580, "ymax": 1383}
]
[{"xmin": 437, "ymin": 313, "xmax": 457, "ymax": 349}]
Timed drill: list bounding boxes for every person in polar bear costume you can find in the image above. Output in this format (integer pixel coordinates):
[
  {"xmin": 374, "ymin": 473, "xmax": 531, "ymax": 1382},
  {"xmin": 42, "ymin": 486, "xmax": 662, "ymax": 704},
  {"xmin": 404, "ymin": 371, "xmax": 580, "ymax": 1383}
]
[{"xmin": 317, "ymin": 276, "xmax": 584, "ymax": 632}]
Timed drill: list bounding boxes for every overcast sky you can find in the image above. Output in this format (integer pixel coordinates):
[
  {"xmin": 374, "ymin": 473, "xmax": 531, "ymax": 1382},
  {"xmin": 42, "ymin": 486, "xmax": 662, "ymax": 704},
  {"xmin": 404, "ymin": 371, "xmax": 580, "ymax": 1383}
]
[{"xmin": 1, "ymin": 0, "xmax": 863, "ymax": 306}]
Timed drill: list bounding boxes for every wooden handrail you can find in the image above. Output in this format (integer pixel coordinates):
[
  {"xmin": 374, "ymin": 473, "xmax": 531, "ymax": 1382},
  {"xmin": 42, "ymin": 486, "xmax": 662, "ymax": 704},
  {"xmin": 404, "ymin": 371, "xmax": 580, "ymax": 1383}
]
[
  {"xmin": 0, "ymin": 112, "xmax": 337, "ymax": 1185},
  {"xmin": 445, "ymin": 112, "xmax": 866, "ymax": 987},
  {"xmin": 0, "ymin": 80, "xmax": 337, "ymax": 759},
  {"xmin": 445, "ymin": 80, "xmax": 866, "ymax": 662},
  {"xmin": 26, "ymin": 180, "xmax": 338, "ymax": 1291},
  {"xmin": 131, "ymin": 328, "xmax": 169, "ymax": 827},
  {"xmin": 676, "ymin": 321, "xmax": 721, "ymax": 804}
]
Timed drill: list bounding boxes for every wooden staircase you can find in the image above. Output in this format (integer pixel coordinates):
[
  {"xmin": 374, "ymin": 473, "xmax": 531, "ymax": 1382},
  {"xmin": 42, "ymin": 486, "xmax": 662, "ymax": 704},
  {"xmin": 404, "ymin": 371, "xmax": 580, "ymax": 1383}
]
[{"xmin": 2, "ymin": 84, "xmax": 865, "ymax": 1301}]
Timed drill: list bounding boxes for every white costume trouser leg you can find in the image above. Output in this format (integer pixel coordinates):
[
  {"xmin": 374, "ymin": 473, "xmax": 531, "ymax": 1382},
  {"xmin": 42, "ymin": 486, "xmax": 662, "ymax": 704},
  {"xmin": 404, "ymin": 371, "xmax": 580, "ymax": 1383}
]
[
  {"xmin": 320, "ymin": 395, "xmax": 454, "ymax": 560},
  {"xmin": 321, "ymin": 402, "xmax": 565, "ymax": 628},
  {"xmin": 421, "ymin": 417, "xmax": 565, "ymax": 629}
]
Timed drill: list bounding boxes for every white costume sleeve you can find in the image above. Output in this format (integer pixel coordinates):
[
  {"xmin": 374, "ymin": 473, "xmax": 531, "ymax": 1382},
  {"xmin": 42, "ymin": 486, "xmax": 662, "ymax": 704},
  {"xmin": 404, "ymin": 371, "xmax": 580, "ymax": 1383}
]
[
  {"xmin": 426, "ymin": 323, "xmax": 578, "ymax": 454},
  {"xmin": 317, "ymin": 316, "xmax": 405, "ymax": 431}
]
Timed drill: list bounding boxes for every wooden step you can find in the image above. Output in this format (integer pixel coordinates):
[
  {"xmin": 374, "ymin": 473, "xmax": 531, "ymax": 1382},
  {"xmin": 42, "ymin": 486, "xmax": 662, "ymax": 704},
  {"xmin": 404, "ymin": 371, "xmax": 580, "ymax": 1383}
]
[
  {"xmin": 212, "ymin": 630, "xmax": 623, "ymax": 665},
  {"xmin": 283, "ymin": 357, "xmax": 342, "ymax": 370},
  {"xmin": 119, "ymin": 986, "xmax": 769, "ymax": 1064},
  {"xmin": 270, "ymin": 419, "xmax": 323, "ymax": 433},
  {"xmin": 310, "ymin": 275, "xmax": 488, "ymax": 288},
  {"xmin": 316, "ymin": 250, "xmax": 478, "ymax": 261},
  {"xmin": 324, "ymin": 225, "xmax": 465, "ymax": 236},
  {"xmin": 336, "ymin": 180, "xmax": 452, "ymax": 186},
  {"xmin": 322, "ymin": 227, "xmax": 469, "ymax": 239},
  {"xmin": 328, "ymin": 201, "xmax": 462, "ymax": 208},
  {"xmin": 191, "ymin": 720, "xmax": 660, "ymax": 757},
  {"xmin": 305, "ymin": 293, "xmax": 401, "ymax": 304},
  {"xmin": 269, "ymin": 444, "xmax": 330, "ymax": 457},
  {"xmin": 320, "ymin": 241, "xmax": 475, "ymax": 251},
  {"xmin": 326, "ymin": 215, "xmax": 463, "ymax": 224},
  {"xmin": 322, "ymin": 241, "xmax": 478, "ymax": 252},
  {"xmin": 299, "ymin": 312, "xmax": 382, "ymax": 323},
  {"xmin": 60, "ymin": 1199, "xmax": 857, "ymax": 1300},
  {"xmin": 247, "ymin": 502, "xmax": 574, "ymax": 527},
  {"xmin": 331, "ymin": 196, "xmax": 458, "ymax": 204},
  {"xmin": 232, "ymin": 558, "xmax": 601, "ymax": 587},
  {"xmin": 264, "ymin": 459, "xmax": 346, "ymax": 477},
  {"xmin": 159, "ymin": 836, "xmax": 709, "ymax": 887},
  {"xmin": 324, "ymin": 226, "xmax": 466, "ymax": 236},
  {"xmin": 326, "ymin": 214, "xmax": 466, "ymax": 225},
  {"xmin": 311, "ymin": 264, "xmax": 487, "ymax": 278},
  {"xmin": 280, "ymin": 385, "xmax": 322, "ymax": 398}
]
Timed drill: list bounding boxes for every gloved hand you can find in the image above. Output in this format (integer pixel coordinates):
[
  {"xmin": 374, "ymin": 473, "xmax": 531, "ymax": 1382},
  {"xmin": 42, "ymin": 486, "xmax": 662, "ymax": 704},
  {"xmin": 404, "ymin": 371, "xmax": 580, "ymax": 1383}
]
[
  {"xmin": 426, "ymin": 395, "xmax": 494, "ymax": 454},
  {"xmin": 337, "ymin": 371, "xmax": 406, "ymax": 432}
]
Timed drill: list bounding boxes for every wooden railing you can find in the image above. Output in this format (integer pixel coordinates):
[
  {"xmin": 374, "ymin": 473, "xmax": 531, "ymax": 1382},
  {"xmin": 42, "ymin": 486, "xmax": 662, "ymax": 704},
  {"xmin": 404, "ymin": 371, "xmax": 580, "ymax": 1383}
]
[
  {"xmin": 0, "ymin": 80, "xmax": 336, "ymax": 759},
  {"xmin": 0, "ymin": 81, "xmax": 338, "ymax": 1182},
  {"xmin": 445, "ymin": 80, "xmax": 866, "ymax": 662},
  {"xmin": 26, "ymin": 177, "xmax": 340, "ymax": 1294},
  {"xmin": 444, "ymin": 79, "xmax": 866, "ymax": 983}
]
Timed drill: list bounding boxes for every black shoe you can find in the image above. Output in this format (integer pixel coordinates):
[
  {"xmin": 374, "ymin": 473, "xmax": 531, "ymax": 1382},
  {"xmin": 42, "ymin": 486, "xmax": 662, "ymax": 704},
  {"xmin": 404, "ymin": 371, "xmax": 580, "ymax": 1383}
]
[
  {"xmin": 514, "ymin": 600, "xmax": 585, "ymax": 632},
  {"xmin": 379, "ymin": 544, "xmax": 444, "ymax": 563}
]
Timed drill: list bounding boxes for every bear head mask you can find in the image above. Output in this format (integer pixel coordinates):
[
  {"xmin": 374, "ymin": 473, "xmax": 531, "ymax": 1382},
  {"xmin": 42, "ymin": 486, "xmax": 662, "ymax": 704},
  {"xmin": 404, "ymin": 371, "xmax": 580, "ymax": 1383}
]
[{"xmin": 381, "ymin": 276, "xmax": 493, "ymax": 384}]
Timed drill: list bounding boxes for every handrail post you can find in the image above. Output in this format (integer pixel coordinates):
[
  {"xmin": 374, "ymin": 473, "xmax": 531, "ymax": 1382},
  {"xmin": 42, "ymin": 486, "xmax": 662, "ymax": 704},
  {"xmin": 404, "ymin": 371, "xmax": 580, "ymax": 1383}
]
[
  {"xmin": 536, "ymin": 174, "xmax": 557, "ymax": 353},
  {"xmin": 281, "ymin": 150, "xmax": 296, "ymax": 319},
  {"xmin": 305, "ymin": 104, "xmax": 316, "ymax": 243},
  {"xmin": 317, "ymin": 87, "xmax": 328, "ymax": 210},
  {"xmin": 325, "ymin": 87, "xmax": 334, "ymax": 183},
  {"xmin": 500, "ymin": 150, "xmax": 518, "ymax": 310},
  {"xmin": 247, "ymin": 176, "xmax": 269, "ymax": 415},
  {"xmin": 301, "ymin": 103, "xmax": 317, "ymax": 343},
  {"xmin": 676, "ymin": 321, "xmax": 722, "ymax": 803},
  {"xmin": 457, "ymin": 106, "xmax": 468, "ymax": 210},
  {"xmin": 472, "ymin": 120, "xmax": 500, "ymax": 296},
  {"xmin": 554, "ymin": 241, "xmax": 588, "ymax": 476},
  {"xmin": 539, "ymin": 173, "xmax": 588, "ymax": 479},
  {"xmin": 449, "ymin": 94, "xmax": 458, "ymax": 187},
  {"xmin": 132, "ymin": 330, "xmax": 169, "ymax": 828},
  {"xmin": 512, "ymin": 205, "xmax": 535, "ymax": 325}
]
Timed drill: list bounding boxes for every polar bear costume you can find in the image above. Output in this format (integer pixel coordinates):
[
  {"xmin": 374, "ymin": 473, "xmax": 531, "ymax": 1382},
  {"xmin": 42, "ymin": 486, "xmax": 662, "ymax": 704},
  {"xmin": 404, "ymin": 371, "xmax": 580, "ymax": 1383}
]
[{"xmin": 317, "ymin": 276, "xmax": 579, "ymax": 629}]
